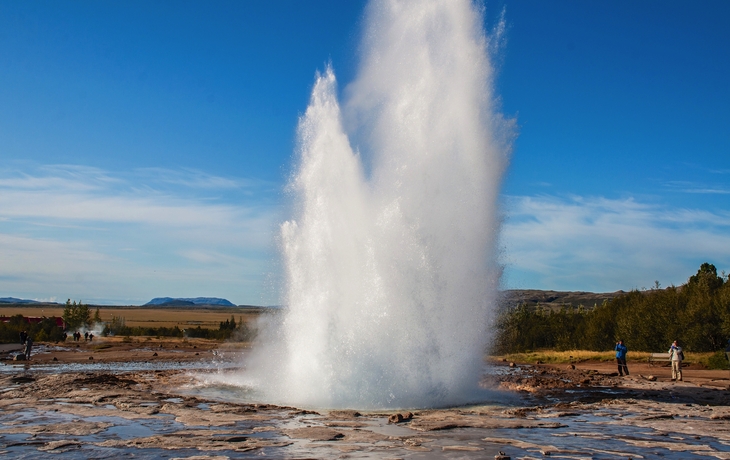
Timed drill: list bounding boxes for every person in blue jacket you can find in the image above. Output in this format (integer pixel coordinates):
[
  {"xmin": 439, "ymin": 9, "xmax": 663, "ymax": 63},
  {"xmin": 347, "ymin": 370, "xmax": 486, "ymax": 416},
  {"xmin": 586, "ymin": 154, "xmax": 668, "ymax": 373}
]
[{"xmin": 615, "ymin": 340, "xmax": 629, "ymax": 376}]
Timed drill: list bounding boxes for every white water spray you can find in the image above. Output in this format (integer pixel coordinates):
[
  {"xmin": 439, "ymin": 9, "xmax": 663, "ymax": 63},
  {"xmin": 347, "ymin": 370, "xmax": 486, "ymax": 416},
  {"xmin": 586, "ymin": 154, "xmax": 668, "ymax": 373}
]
[{"xmin": 250, "ymin": 0, "xmax": 511, "ymax": 409}]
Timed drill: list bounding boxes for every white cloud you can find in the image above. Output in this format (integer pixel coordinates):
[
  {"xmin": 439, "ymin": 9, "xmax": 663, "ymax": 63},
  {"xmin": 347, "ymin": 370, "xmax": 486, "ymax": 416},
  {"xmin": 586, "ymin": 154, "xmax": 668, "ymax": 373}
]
[
  {"xmin": 0, "ymin": 165, "xmax": 282, "ymax": 305},
  {"xmin": 7, "ymin": 165, "xmax": 728, "ymax": 303},
  {"xmin": 0, "ymin": 165, "xmax": 278, "ymax": 229},
  {"xmin": 501, "ymin": 194, "xmax": 730, "ymax": 292}
]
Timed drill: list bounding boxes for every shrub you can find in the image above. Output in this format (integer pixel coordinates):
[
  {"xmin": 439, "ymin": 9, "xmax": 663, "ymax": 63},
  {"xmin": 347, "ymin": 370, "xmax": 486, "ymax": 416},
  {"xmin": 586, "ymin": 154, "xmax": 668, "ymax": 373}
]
[{"xmin": 705, "ymin": 351, "xmax": 729, "ymax": 370}]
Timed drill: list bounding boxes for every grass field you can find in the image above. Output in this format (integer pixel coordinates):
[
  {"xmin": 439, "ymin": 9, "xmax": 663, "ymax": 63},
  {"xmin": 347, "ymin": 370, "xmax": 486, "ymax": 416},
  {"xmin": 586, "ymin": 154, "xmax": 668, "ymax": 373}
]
[
  {"xmin": 0, "ymin": 305, "xmax": 266, "ymax": 329},
  {"xmin": 494, "ymin": 349, "xmax": 726, "ymax": 368}
]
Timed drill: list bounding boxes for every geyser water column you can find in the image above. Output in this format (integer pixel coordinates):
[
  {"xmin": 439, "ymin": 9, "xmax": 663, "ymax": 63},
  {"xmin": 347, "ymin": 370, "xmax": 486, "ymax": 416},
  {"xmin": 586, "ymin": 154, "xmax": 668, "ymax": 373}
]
[{"xmin": 254, "ymin": 0, "xmax": 511, "ymax": 409}]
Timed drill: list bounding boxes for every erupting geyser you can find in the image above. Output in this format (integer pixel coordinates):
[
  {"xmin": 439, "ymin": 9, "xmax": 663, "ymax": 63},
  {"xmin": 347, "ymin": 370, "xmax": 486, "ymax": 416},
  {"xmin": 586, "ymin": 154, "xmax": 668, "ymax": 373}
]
[{"xmin": 250, "ymin": 0, "xmax": 512, "ymax": 409}]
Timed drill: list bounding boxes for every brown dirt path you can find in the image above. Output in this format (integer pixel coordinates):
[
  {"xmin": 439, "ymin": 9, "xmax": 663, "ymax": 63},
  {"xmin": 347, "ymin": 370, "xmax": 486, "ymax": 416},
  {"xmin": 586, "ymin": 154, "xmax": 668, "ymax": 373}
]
[{"xmin": 3, "ymin": 336, "xmax": 233, "ymax": 364}]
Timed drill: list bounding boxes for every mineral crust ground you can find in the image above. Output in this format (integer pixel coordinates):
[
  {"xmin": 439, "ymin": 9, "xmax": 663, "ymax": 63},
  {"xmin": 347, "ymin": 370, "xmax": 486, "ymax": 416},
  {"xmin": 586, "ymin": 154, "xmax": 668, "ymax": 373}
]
[{"xmin": 2, "ymin": 339, "xmax": 730, "ymax": 459}]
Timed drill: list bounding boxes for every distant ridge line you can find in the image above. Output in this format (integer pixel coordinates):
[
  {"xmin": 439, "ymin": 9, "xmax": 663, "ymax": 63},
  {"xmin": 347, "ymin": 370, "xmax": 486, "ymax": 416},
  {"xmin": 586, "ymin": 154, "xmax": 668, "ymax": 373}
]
[
  {"xmin": 1, "ymin": 290, "xmax": 627, "ymax": 310},
  {"xmin": 0, "ymin": 297, "xmax": 43, "ymax": 304},
  {"xmin": 501, "ymin": 289, "xmax": 625, "ymax": 311},
  {"xmin": 144, "ymin": 297, "xmax": 236, "ymax": 307}
]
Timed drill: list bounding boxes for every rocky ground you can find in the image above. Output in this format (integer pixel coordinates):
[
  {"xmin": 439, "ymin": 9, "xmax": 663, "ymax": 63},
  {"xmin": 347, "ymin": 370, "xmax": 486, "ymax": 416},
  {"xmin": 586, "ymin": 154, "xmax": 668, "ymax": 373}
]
[
  {"xmin": 0, "ymin": 336, "xmax": 222, "ymax": 364},
  {"xmin": 1, "ymin": 340, "xmax": 730, "ymax": 459}
]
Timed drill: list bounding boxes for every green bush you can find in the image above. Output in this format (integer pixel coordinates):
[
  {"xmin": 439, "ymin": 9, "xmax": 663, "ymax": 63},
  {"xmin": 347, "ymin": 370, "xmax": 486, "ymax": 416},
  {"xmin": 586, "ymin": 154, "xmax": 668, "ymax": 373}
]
[
  {"xmin": 0, "ymin": 314, "xmax": 66, "ymax": 343},
  {"xmin": 705, "ymin": 350, "xmax": 730, "ymax": 370}
]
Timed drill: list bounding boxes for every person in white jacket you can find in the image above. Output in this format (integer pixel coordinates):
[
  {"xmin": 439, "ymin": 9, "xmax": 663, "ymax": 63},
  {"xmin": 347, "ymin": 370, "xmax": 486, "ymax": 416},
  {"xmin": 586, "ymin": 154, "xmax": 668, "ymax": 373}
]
[{"xmin": 668, "ymin": 340, "xmax": 684, "ymax": 382}]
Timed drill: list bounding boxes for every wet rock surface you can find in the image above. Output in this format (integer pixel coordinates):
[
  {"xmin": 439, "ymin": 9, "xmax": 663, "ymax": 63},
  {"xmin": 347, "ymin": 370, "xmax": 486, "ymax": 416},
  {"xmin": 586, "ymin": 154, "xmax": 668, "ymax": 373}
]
[{"xmin": 1, "ymin": 354, "xmax": 729, "ymax": 458}]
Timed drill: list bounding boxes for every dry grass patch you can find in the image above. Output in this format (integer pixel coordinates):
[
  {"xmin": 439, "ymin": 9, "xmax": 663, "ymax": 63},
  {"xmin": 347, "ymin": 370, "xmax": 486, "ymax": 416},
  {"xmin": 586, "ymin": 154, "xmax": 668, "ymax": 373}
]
[
  {"xmin": 492, "ymin": 349, "xmax": 717, "ymax": 366},
  {"xmin": 0, "ymin": 306, "xmax": 263, "ymax": 329},
  {"xmin": 494, "ymin": 350, "xmax": 649, "ymax": 364},
  {"xmin": 493, "ymin": 350, "xmax": 615, "ymax": 364}
]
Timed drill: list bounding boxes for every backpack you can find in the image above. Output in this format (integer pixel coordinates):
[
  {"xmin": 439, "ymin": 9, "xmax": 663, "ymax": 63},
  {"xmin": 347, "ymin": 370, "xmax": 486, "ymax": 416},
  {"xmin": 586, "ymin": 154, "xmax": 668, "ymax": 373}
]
[{"xmin": 678, "ymin": 350, "xmax": 685, "ymax": 360}]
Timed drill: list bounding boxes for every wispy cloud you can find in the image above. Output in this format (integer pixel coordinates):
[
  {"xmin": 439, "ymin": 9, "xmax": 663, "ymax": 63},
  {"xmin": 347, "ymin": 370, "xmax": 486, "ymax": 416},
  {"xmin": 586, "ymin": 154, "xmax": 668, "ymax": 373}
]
[
  {"xmin": 134, "ymin": 167, "xmax": 276, "ymax": 191},
  {"xmin": 664, "ymin": 180, "xmax": 730, "ymax": 195},
  {"xmin": 501, "ymin": 194, "xmax": 730, "ymax": 292},
  {"xmin": 0, "ymin": 165, "xmax": 120, "ymax": 191},
  {"xmin": 0, "ymin": 165, "xmax": 282, "ymax": 305}
]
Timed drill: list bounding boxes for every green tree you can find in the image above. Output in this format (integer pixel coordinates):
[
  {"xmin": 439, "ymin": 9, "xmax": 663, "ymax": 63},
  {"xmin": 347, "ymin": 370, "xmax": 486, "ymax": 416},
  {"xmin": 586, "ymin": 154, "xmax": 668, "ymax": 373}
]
[
  {"xmin": 219, "ymin": 315, "xmax": 237, "ymax": 331},
  {"xmin": 494, "ymin": 263, "xmax": 729, "ymax": 354},
  {"xmin": 682, "ymin": 264, "xmax": 725, "ymax": 351},
  {"xmin": 689, "ymin": 263, "xmax": 724, "ymax": 291},
  {"xmin": 62, "ymin": 299, "xmax": 91, "ymax": 330}
]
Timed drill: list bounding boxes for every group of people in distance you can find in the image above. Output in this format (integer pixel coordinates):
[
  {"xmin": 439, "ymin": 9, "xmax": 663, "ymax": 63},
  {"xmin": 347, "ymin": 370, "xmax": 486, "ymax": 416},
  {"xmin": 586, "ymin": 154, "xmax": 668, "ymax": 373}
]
[
  {"xmin": 18, "ymin": 329, "xmax": 96, "ymax": 361},
  {"xmin": 68, "ymin": 331, "xmax": 94, "ymax": 342},
  {"xmin": 614, "ymin": 339, "xmax": 685, "ymax": 381}
]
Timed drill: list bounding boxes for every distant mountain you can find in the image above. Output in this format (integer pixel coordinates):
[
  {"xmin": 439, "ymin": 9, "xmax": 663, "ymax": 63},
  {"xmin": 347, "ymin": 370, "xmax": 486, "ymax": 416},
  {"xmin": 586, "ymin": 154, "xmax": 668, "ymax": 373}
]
[
  {"xmin": 0, "ymin": 297, "xmax": 42, "ymax": 304},
  {"xmin": 149, "ymin": 299, "xmax": 196, "ymax": 307},
  {"xmin": 144, "ymin": 297, "xmax": 236, "ymax": 307}
]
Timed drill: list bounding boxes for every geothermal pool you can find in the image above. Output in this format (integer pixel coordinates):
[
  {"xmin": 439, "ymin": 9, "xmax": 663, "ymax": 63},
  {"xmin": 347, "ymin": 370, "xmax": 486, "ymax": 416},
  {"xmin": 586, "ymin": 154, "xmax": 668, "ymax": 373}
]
[{"xmin": 2, "ymin": 359, "xmax": 730, "ymax": 459}]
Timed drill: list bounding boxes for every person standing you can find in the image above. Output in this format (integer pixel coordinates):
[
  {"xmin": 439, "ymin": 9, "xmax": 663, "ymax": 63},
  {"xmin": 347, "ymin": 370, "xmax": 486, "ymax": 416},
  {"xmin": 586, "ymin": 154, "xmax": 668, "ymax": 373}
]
[
  {"xmin": 669, "ymin": 340, "xmax": 684, "ymax": 382},
  {"xmin": 24, "ymin": 336, "xmax": 33, "ymax": 361},
  {"xmin": 615, "ymin": 340, "xmax": 629, "ymax": 376}
]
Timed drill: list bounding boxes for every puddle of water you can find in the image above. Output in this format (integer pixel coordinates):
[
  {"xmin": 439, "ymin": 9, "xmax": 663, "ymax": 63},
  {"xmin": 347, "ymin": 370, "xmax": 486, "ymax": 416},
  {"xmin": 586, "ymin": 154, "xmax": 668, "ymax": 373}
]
[
  {"xmin": 181, "ymin": 372, "xmax": 262, "ymax": 404},
  {"xmin": 55, "ymin": 402, "xmax": 95, "ymax": 408},
  {"xmin": 247, "ymin": 429, "xmax": 278, "ymax": 439},
  {"xmin": 32, "ymin": 344, "xmax": 75, "ymax": 353},
  {"xmin": 0, "ymin": 360, "xmax": 242, "ymax": 374},
  {"xmin": 105, "ymin": 422, "xmax": 157, "ymax": 439},
  {"xmin": 361, "ymin": 418, "xmax": 417, "ymax": 437},
  {"xmin": 138, "ymin": 402, "xmax": 159, "ymax": 407}
]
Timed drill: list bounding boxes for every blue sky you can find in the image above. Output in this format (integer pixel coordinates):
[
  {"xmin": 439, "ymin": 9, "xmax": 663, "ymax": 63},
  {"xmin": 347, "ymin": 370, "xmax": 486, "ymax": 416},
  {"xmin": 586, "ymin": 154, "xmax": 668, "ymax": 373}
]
[{"xmin": 1, "ymin": 0, "xmax": 728, "ymax": 305}]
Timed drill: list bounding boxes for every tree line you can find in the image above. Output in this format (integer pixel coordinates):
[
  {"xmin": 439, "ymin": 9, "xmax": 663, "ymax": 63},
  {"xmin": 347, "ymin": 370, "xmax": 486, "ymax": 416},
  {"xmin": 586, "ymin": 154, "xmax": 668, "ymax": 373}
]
[
  {"xmin": 101, "ymin": 314, "xmax": 255, "ymax": 341},
  {"xmin": 0, "ymin": 298, "xmax": 94, "ymax": 343},
  {"xmin": 0, "ymin": 299, "xmax": 256, "ymax": 343},
  {"xmin": 0, "ymin": 315, "xmax": 66, "ymax": 343},
  {"xmin": 493, "ymin": 263, "xmax": 730, "ymax": 354}
]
